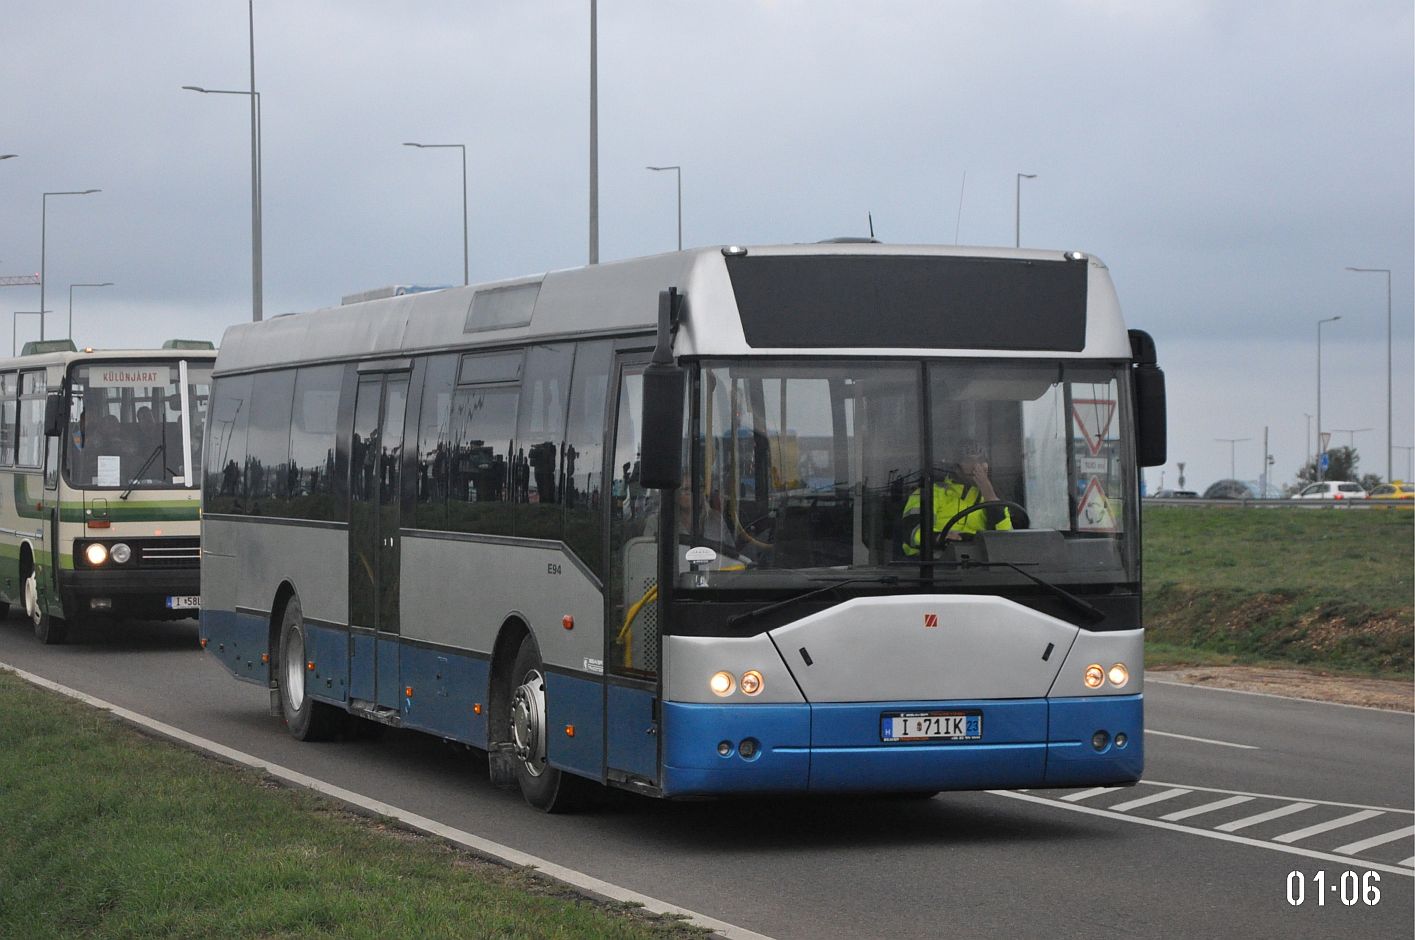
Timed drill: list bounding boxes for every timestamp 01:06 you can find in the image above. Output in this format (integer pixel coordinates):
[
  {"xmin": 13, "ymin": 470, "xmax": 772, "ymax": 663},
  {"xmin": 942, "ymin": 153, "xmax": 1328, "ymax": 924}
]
[{"xmin": 1286, "ymin": 871, "xmax": 1381, "ymax": 906}]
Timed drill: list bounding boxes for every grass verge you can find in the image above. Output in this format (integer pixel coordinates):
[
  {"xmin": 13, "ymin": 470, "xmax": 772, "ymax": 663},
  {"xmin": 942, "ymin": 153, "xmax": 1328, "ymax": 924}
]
[
  {"xmin": 0, "ymin": 671, "xmax": 707, "ymax": 940},
  {"xmin": 1143, "ymin": 506, "xmax": 1413, "ymax": 678}
]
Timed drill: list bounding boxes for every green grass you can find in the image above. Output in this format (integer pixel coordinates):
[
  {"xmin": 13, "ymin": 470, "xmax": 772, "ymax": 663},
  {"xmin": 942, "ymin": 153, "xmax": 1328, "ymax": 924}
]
[
  {"xmin": 1142, "ymin": 506, "xmax": 1414, "ymax": 677},
  {"xmin": 0, "ymin": 672, "xmax": 706, "ymax": 940}
]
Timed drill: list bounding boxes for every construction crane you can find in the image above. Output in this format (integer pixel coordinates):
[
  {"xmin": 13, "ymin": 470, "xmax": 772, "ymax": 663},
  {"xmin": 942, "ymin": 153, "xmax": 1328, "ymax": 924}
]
[{"xmin": 0, "ymin": 274, "xmax": 40, "ymax": 287}]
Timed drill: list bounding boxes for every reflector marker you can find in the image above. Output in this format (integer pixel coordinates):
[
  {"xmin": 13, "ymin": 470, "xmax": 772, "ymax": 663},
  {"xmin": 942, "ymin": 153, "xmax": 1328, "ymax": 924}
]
[
  {"xmin": 1215, "ymin": 802, "xmax": 1315, "ymax": 832},
  {"xmin": 1273, "ymin": 810, "xmax": 1383, "ymax": 844}
]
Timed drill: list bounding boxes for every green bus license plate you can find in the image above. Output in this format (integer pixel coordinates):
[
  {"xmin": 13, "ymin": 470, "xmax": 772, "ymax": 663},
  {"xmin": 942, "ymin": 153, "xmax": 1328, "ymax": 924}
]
[
  {"xmin": 166, "ymin": 595, "xmax": 201, "ymax": 610},
  {"xmin": 881, "ymin": 711, "xmax": 981, "ymax": 742}
]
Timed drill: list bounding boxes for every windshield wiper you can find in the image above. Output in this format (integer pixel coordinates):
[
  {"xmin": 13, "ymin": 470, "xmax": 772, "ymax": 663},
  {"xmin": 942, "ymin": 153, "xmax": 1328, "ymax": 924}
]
[
  {"xmin": 119, "ymin": 443, "xmax": 164, "ymax": 501},
  {"xmin": 725, "ymin": 576, "xmax": 900, "ymax": 630},
  {"xmin": 945, "ymin": 559, "xmax": 1107, "ymax": 624}
]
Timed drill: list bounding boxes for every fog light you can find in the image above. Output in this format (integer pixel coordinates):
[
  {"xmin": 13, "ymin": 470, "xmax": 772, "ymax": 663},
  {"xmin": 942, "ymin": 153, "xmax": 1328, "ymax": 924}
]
[
  {"xmin": 709, "ymin": 671, "xmax": 735, "ymax": 696},
  {"xmin": 738, "ymin": 738, "xmax": 759, "ymax": 759},
  {"xmin": 1083, "ymin": 664, "xmax": 1105, "ymax": 689},
  {"xmin": 718, "ymin": 741, "xmax": 733, "ymax": 757},
  {"xmin": 740, "ymin": 670, "xmax": 764, "ymax": 696},
  {"xmin": 1107, "ymin": 663, "xmax": 1129, "ymax": 687},
  {"xmin": 84, "ymin": 543, "xmax": 109, "ymax": 566},
  {"xmin": 1115, "ymin": 732, "xmax": 1128, "ymax": 748},
  {"xmin": 110, "ymin": 542, "xmax": 132, "ymax": 564},
  {"xmin": 1092, "ymin": 730, "xmax": 1110, "ymax": 751}
]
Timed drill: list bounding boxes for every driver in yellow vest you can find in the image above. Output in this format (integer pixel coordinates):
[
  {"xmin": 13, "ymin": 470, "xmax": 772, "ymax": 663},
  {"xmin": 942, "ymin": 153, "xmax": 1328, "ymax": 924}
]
[{"xmin": 902, "ymin": 438, "xmax": 1012, "ymax": 555}]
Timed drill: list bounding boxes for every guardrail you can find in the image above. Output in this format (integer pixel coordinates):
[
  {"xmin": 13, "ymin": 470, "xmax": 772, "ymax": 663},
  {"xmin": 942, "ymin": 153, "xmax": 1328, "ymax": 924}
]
[{"xmin": 1144, "ymin": 497, "xmax": 1412, "ymax": 510}]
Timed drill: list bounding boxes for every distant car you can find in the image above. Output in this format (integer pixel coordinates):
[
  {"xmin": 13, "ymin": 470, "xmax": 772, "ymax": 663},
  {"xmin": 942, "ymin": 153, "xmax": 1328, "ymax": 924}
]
[
  {"xmin": 1152, "ymin": 489, "xmax": 1199, "ymax": 498},
  {"xmin": 1368, "ymin": 481, "xmax": 1414, "ymax": 500},
  {"xmin": 1292, "ymin": 481, "xmax": 1368, "ymax": 500}
]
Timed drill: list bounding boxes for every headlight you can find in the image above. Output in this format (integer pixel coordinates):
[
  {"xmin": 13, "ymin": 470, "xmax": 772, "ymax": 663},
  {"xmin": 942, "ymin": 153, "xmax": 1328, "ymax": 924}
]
[
  {"xmin": 739, "ymin": 670, "xmax": 764, "ymax": 696},
  {"xmin": 110, "ymin": 543, "xmax": 132, "ymax": 564},
  {"xmin": 1083, "ymin": 664, "xmax": 1105, "ymax": 689},
  {"xmin": 84, "ymin": 543, "xmax": 109, "ymax": 566},
  {"xmin": 709, "ymin": 671, "xmax": 735, "ymax": 696},
  {"xmin": 1107, "ymin": 663, "xmax": 1129, "ymax": 688}
]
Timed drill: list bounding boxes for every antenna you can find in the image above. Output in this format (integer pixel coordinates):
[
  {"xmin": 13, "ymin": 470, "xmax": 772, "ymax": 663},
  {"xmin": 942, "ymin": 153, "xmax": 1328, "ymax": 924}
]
[
  {"xmin": 867, "ymin": 212, "xmax": 874, "ymax": 238},
  {"xmin": 954, "ymin": 171, "xmax": 967, "ymax": 243}
]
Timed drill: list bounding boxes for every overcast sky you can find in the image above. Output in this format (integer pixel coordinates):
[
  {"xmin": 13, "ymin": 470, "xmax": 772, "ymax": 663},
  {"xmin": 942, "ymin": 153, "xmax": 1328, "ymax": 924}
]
[{"xmin": 3, "ymin": 1, "xmax": 1411, "ymax": 492}]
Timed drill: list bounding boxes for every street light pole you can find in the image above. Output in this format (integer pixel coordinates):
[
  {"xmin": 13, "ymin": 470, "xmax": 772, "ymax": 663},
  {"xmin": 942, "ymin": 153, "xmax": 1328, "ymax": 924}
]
[
  {"xmin": 1303, "ymin": 413, "xmax": 1313, "ymax": 470},
  {"xmin": 1346, "ymin": 266, "xmax": 1392, "ymax": 482},
  {"xmin": 646, "ymin": 165, "xmax": 682, "ymax": 250},
  {"xmin": 404, "ymin": 143, "xmax": 469, "ymax": 286},
  {"xmin": 1316, "ymin": 315, "xmax": 1341, "ymax": 481},
  {"xmin": 588, "ymin": 0, "xmax": 598, "ymax": 265},
  {"xmin": 1014, "ymin": 173, "xmax": 1036, "ymax": 248},
  {"xmin": 68, "ymin": 281, "xmax": 113, "ymax": 342},
  {"xmin": 40, "ymin": 190, "xmax": 101, "ymax": 340},
  {"xmin": 183, "ymin": 85, "xmax": 262, "ymax": 321},
  {"xmin": 1215, "ymin": 437, "xmax": 1251, "ymax": 481}
]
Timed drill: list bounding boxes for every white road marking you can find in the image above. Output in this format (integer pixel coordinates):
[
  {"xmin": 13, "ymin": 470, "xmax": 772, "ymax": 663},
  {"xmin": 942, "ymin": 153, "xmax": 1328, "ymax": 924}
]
[
  {"xmin": 1215, "ymin": 802, "xmax": 1316, "ymax": 832},
  {"xmin": 987, "ymin": 789, "xmax": 1414, "ymax": 878},
  {"xmin": 1159, "ymin": 795, "xmax": 1253, "ymax": 822},
  {"xmin": 1401, "ymin": 856, "xmax": 1414, "ymax": 868},
  {"xmin": 1334, "ymin": 826, "xmax": 1415, "ymax": 857},
  {"xmin": 1143, "ymin": 779, "xmax": 1411, "ymax": 814},
  {"xmin": 1108, "ymin": 787, "xmax": 1192, "ymax": 813},
  {"xmin": 1147, "ymin": 677, "xmax": 1413, "ymax": 714},
  {"xmin": 1, "ymin": 664, "xmax": 776, "ymax": 940},
  {"xmin": 1273, "ymin": 810, "xmax": 1384, "ymax": 844},
  {"xmin": 1059, "ymin": 786, "xmax": 1124, "ymax": 802},
  {"xmin": 1146, "ymin": 729, "xmax": 1258, "ymax": 750}
]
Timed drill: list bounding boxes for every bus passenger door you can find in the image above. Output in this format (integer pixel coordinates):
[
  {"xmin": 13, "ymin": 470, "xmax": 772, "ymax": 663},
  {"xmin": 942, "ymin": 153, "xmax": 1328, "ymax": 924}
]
[
  {"xmin": 348, "ymin": 371, "xmax": 409, "ymax": 712},
  {"xmin": 605, "ymin": 357, "xmax": 660, "ymax": 784}
]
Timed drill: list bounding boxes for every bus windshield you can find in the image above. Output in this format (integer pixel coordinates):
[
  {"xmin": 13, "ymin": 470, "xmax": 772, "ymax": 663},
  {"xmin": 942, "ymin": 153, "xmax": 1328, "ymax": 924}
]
[
  {"xmin": 688, "ymin": 358, "xmax": 1135, "ymax": 587},
  {"xmin": 65, "ymin": 360, "xmax": 213, "ymax": 489}
]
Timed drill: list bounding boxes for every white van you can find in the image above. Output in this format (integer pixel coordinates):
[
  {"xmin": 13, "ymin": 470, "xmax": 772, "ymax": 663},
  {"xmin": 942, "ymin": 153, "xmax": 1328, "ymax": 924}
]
[{"xmin": 1293, "ymin": 481, "xmax": 1367, "ymax": 500}]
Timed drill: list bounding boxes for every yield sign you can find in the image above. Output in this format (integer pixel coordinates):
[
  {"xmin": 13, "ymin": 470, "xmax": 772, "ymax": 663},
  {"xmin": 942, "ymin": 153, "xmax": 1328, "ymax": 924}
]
[
  {"xmin": 1072, "ymin": 399, "xmax": 1117, "ymax": 457},
  {"xmin": 1318, "ymin": 432, "xmax": 1331, "ymax": 454},
  {"xmin": 1076, "ymin": 476, "xmax": 1118, "ymax": 531}
]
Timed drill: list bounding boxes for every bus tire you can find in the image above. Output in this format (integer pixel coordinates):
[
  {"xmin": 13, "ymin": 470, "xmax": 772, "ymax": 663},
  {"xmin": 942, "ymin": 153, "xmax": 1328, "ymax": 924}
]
[
  {"xmin": 508, "ymin": 636, "xmax": 585, "ymax": 813},
  {"xmin": 24, "ymin": 558, "xmax": 65, "ymax": 645},
  {"xmin": 276, "ymin": 595, "xmax": 341, "ymax": 741}
]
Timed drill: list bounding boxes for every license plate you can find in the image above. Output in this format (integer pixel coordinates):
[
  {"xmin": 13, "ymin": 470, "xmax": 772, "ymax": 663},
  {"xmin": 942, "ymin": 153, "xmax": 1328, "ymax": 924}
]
[
  {"xmin": 166, "ymin": 595, "xmax": 201, "ymax": 610},
  {"xmin": 881, "ymin": 711, "xmax": 981, "ymax": 743}
]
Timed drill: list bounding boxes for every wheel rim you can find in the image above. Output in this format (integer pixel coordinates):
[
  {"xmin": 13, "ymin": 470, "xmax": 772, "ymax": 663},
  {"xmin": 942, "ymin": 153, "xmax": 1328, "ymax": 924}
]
[
  {"xmin": 283, "ymin": 620, "xmax": 306, "ymax": 712},
  {"xmin": 510, "ymin": 668, "xmax": 547, "ymax": 777},
  {"xmin": 23, "ymin": 572, "xmax": 40, "ymax": 626}
]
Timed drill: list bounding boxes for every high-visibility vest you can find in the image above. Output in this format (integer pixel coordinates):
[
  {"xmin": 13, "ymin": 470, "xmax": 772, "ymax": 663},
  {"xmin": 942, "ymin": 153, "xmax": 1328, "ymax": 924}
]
[{"xmin": 901, "ymin": 478, "xmax": 1012, "ymax": 555}]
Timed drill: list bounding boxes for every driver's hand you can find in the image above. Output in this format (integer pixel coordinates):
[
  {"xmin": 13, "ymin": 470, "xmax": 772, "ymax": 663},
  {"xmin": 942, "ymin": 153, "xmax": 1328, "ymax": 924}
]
[{"xmin": 938, "ymin": 530, "xmax": 963, "ymax": 542}]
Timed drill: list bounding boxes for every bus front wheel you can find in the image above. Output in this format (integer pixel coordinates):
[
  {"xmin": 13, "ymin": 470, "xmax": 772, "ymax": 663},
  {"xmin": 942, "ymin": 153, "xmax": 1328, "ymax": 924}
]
[
  {"xmin": 24, "ymin": 559, "xmax": 65, "ymax": 645},
  {"xmin": 508, "ymin": 636, "xmax": 585, "ymax": 813},
  {"xmin": 276, "ymin": 595, "xmax": 341, "ymax": 741}
]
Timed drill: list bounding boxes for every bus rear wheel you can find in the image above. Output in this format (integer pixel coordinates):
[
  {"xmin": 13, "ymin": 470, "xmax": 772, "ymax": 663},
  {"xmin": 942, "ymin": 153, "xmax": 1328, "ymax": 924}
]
[
  {"xmin": 276, "ymin": 595, "xmax": 341, "ymax": 741},
  {"xmin": 24, "ymin": 561, "xmax": 65, "ymax": 645},
  {"xmin": 508, "ymin": 636, "xmax": 585, "ymax": 813}
]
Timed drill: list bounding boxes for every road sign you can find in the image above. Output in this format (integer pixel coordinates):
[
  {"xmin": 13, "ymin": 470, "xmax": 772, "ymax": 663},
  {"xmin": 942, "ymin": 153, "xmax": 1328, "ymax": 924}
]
[
  {"xmin": 1318, "ymin": 452, "xmax": 1330, "ymax": 472},
  {"xmin": 1072, "ymin": 399, "xmax": 1116, "ymax": 457},
  {"xmin": 1319, "ymin": 432, "xmax": 1331, "ymax": 453}
]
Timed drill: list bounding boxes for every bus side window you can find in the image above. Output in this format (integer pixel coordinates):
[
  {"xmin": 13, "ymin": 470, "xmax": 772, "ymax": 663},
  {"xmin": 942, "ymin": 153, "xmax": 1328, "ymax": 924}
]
[
  {"xmin": 411, "ymin": 354, "xmax": 457, "ymax": 531},
  {"xmin": 245, "ymin": 370, "xmax": 296, "ymax": 517},
  {"xmin": 203, "ymin": 374, "xmax": 255, "ymax": 515},
  {"xmin": 0, "ymin": 372, "xmax": 17, "ymax": 468},
  {"xmin": 446, "ymin": 386, "xmax": 519, "ymax": 538},
  {"xmin": 288, "ymin": 364, "xmax": 344, "ymax": 521},
  {"xmin": 515, "ymin": 344, "xmax": 573, "ymax": 541},
  {"xmin": 562, "ymin": 341, "xmax": 612, "ymax": 580},
  {"xmin": 609, "ymin": 365, "xmax": 657, "ymax": 678}
]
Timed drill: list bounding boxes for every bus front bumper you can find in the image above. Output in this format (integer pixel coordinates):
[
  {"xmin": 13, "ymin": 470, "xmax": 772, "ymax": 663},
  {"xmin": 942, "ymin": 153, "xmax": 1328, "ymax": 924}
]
[
  {"xmin": 660, "ymin": 694, "xmax": 1143, "ymax": 797},
  {"xmin": 62, "ymin": 568, "xmax": 200, "ymax": 617}
]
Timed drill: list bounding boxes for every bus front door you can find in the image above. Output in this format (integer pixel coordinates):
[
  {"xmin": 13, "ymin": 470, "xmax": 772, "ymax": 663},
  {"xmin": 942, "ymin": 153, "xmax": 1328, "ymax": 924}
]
[{"xmin": 348, "ymin": 371, "xmax": 409, "ymax": 712}]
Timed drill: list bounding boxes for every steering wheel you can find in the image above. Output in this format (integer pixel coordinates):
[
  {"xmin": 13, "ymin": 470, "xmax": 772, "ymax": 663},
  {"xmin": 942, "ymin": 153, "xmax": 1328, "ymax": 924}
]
[{"xmin": 935, "ymin": 500, "xmax": 1030, "ymax": 545}]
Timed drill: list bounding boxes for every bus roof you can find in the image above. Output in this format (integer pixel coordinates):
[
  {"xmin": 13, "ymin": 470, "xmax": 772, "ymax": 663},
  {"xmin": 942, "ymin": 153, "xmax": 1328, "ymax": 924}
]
[{"xmin": 213, "ymin": 244, "xmax": 1132, "ymax": 376}]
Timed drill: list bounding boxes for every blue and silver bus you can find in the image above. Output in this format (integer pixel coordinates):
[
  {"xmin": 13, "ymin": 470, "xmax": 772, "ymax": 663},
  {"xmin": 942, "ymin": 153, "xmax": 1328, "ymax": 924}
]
[{"xmin": 200, "ymin": 244, "xmax": 1166, "ymax": 811}]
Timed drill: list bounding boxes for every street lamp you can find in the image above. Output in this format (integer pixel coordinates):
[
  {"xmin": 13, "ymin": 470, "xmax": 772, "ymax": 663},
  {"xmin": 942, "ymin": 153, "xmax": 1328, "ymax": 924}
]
[
  {"xmin": 1014, "ymin": 173, "xmax": 1036, "ymax": 248},
  {"xmin": 1215, "ymin": 437, "xmax": 1251, "ymax": 481},
  {"xmin": 645, "ymin": 165, "xmax": 682, "ymax": 251},
  {"xmin": 1329, "ymin": 427, "xmax": 1373, "ymax": 449},
  {"xmin": 1346, "ymin": 266, "xmax": 1392, "ymax": 483},
  {"xmin": 183, "ymin": 84, "xmax": 262, "ymax": 321},
  {"xmin": 68, "ymin": 281, "xmax": 113, "ymax": 341},
  {"xmin": 41, "ymin": 190, "xmax": 101, "ymax": 340},
  {"xmin": 1316, "ymin": 315, "xmax": 1341, "ymax": 481},
  {"xmin": 13, "ymin": 310, "xmax": 45, "ymax": 356},
  {"xmin": 404, "ymin": 142, "xmax": 469, "ymax": 286}
]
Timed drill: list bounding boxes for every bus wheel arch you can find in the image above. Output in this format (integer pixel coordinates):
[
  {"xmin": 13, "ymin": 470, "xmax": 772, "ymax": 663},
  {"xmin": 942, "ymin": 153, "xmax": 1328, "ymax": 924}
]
[
  {"xmin": 487, "ymin": 617, "xmax": 530, "ymax": 788},
  {"xmin": 272, "ymin": 586, "xmax": 340, "ymax": 741},
  {"xmin": 494, "ymin": 620, "xmax": 587, "ymax": 813}
]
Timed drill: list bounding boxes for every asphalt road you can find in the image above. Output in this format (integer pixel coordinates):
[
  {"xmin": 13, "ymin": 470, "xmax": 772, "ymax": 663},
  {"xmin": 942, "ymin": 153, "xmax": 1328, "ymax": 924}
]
[{"xmin": 2, "ymin": 614, "xmax": 1411, "ymax": 940}]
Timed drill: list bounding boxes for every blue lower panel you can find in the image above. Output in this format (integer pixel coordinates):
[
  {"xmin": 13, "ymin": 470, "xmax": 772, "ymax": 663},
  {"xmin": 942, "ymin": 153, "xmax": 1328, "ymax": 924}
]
[
  {"xmin": 349, "ymin": 633, "xmax": 376, "ymax": 701},
  {"xmin": 304, "ymin": 624, "xmax": 349, "ymax": 704},
  {"xmin": 200, "ymin": 608, "xmax": 270, "ymax": 684},
  {"xmin": 546, "ymin": 672, "xmax": 604, "ymax": 781},
  {"xmin": 661, "ymin": 702, "xmax": 811, "ymax": 797},
  {"xmin": 607, "ymin": 685, "xmax": 659, "ymax": 781},
  {"xmin": 400, "ymin": 645, "xmax": 489, "ymax": 747},
  {"xmin": 1045, "ymin": 694, "xmax": 1144, "ymax": 786}
]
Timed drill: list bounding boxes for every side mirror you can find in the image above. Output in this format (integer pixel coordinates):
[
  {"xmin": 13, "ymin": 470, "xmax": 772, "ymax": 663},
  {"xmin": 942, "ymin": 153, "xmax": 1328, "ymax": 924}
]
[
  {"xmin": 43, "ymin": 392, "xmax": 64, "ymax": 437},
  {"xmin": 1128, "ymin": 330, "xmax": 1166, "ymax": 468},
  {"xmin": 639, "ymin": 365, "xmax": 685, "ymax": 489}
]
